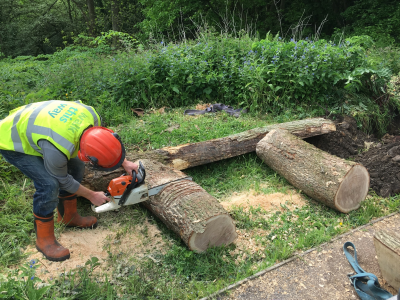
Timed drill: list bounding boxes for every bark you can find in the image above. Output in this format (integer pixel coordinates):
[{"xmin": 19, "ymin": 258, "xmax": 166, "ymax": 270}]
[
  {"xmin": 112, "ymin": 159, "xmax": 238, "ymax": 252},
  {"xmin": 86, "ymin": 0, "xmax": 96, "ymax": 36},
  {"xmin": 111, "ymin": 0, "xmax": 119, "ymax": 47},
  {"xmin": 256, "ymin": 129, "xmax": 370, "ymax": 213},
  {"xmin": 111, "ymin": 0, "xmax": 119, "ymax": 32},
  {"xmin": 374, "ymin": 230, "xmax": 400, "ymax": 290},
  {"xmin": 82, "ymin": 118, "xmax": 336, "ymax": 191},
  {"xmin": 130, "ymin": 117, "xmax": 336, "ymax": 170},
  {"xmin": 67, "ymin": 0, "xmax": 73, "ymax": 22}
]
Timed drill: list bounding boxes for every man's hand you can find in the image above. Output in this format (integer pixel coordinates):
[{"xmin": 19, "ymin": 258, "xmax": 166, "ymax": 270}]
[
  {"xmin": 121, "ymin": 159, "xmax": 139, "ymax": 176},
  {"xmin": 89, "ymin": 191, "xmax": 111, "ymax": 206},
  {"xmin": 76, "ymin": 185, "xmax": 110, "ymax": 206}
]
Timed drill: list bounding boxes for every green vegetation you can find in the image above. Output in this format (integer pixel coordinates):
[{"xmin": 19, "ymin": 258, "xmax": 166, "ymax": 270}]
[
  {"xmin": 1, "ymin": 110, "xmax": 400, "ymax": 299},
  {"xmin": 1, "ymin": 33, "xmax": 399, "ymax": 133},
  {"xmin": 1, "ymin": 0, "xmax": 400, "ymax": 297},
  {"xmin": 1, "ymin": 0, "xmax": 400, "ymax": 57}
]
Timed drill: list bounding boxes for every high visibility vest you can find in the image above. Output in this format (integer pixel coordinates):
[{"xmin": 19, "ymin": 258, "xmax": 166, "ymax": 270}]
[{"xmin": 0, "ymin": 100, "xmax": 101, "ymax": 159}]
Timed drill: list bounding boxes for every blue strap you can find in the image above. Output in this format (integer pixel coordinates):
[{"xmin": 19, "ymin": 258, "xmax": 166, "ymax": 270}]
[{"xmin": 343, "ymin": 242, "xmax": 393, "ymax": 300}]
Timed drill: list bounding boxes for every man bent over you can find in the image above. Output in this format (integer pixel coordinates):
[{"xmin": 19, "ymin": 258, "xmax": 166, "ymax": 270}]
[{"xmin": 0, "ymin": 100, "xmax": 138, "ymax": 261}]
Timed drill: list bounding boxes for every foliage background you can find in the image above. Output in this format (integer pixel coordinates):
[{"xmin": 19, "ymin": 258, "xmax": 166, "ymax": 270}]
[
  {"xmin": 1, "ymin": 0, "xmax": 400, "ymax": 58},
  {"xmin": 1, "ymin": 0, "xmax": 400, "ymax": 298}
]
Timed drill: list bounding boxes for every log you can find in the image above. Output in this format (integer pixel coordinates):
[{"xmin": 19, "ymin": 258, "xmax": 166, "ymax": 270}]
[
  {"xmin": 117, "ymin": 159, "xmax": 239, "ymax": 252},
  {"xmin": 150, "ymin": 117, "xmax": 336, "ymax": 170},
  {"xmin": 82, "ymin": 118, "xmax": 335, "ymax": 191},
  {"xmin": 374, "ymin": 230, "xmax": 400, "ymax": 290},
  {"xmin": 256, "ymin": 129, "xmax": 370, "ymax": 213},
  {"xmin": 125, "ymin": 117, "xmax": 336, "ymax": 170}
]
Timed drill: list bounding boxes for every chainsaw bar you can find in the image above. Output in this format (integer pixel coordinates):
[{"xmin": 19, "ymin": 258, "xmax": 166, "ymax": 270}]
[
  {"xmin": 113, "ymin": 176, "xmax": 192, "ymax": 206},
  {"xmin": 91, "ymin": 160, "xmax": 192, "ymax": 213},
  {"xmin": 147, "ymin": 177, "xmax": 193, "ymax": 197}
]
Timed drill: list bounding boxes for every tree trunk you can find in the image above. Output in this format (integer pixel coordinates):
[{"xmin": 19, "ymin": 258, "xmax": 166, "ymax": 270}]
[
  {"xmin": 67, "ymin": 0, "xmax": 73, "ymax": 23},
  {"xmin": 127, "ymin": 117, "xmax": 336, "ymax": 170},
  {"xmin": 111, "ymin": 0, "xmax": 119, "ymax": 47},
  {"xmin": 109, "ymin": 159, "xmax": 238, "ymax": 252},
  {"xmin": 86, "ymin": 0, "xmax": 96, "ymax": 36},
  {"xmin": 256, "ymin": 129, "xmax": 370, "ymax": 213},
  {"xmin": 374, "ymin": 230, "xmax": 400, "ymax": 290},
  {"xmin": 111, "ymin": 0, "xmax": 119, "ymax": 31},
  {"xmin": 82, "ymin": 118, "xmax": 335, "ymax": 191}
]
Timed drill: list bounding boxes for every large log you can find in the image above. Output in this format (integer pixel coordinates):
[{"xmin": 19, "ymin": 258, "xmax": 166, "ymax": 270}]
[
  {"xmin": 374, "ymin": 230, "xmax": 400, "ymax": 290},
  {"xmin": 256, "ymin": 129, "xmax": 370, "ymax": 213},
  {"xmin": 113, "ymin": 159, "xmax": 238, "ymax": 252},
  {"xmin": 127, "ymin": 117, "xmax": 335, "ymax": 170},
  {"xmin": 82, "ymin": 118, "xmax": 335, "ymax": 191}
]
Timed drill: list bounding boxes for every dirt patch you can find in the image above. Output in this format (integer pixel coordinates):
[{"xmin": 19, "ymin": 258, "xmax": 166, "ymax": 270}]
[
  {"xmin": 354, "ymin": 139, "xmax": 400, "ymax": 197},
  {"xmin": 306, "ymin": 115, "xmax": 377, "ymax": 159},
  {"xmin": 24, "ymin": 220, "xmax": 167, "ymax": 282},
  {"xmin": 305, "ymin": 115, "xmax": 400, "ymax": 197},
  {"xmin": 25, "ymin": 227, "xmax": 110, "ymax": 281},
  {"xmin": 220, "ymin": 190, "xmax": 307, "ymax": 260},
  {"xmin": 220, "ymin": 191, "xmax": 307, "ymax": 212}
]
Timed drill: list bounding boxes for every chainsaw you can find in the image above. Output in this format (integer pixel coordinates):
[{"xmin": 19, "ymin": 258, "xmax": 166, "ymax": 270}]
[{"xmin": 91, "ymin": 161, "xmax": 192, "ymax": 213}]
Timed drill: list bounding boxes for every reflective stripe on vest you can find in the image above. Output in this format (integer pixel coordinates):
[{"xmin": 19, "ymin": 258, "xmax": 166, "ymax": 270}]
[
  {"xmin": 11, "ymin": 103, "xmax": 33, "ymax": 153},
  {"xmin": 75, "ymin": 101, "xmax": 100, "ymax": 127},
  {"xmin": 26, "ymin": 101, "xmax": 77, "ymax": 155},
  {"xmin": 0, "ymin": 100, "xmax": 101, "ymax": 158}
]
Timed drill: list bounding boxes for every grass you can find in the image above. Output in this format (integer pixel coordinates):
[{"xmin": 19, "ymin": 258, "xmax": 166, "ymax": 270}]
[
  {"xmin": 113, "ymin": 105, "xmax": 298, "ymax": 151},
  {"xmin": 0, "ymin": 108, "xmax": 400, "ymax": 299}
]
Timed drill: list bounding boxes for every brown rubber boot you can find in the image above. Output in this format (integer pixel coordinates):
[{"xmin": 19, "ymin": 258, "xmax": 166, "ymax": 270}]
[
  {"xmin": 57, "ymin": 194, "xmax": 98, "ymax": 229},
  {"xmin": 34, "ymin": 213, "xmax": 70, "ymax": 262}
]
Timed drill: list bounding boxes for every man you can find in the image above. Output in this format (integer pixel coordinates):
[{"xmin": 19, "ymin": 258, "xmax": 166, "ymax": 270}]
[{"xmin": 0, "ymin": 100, "xmax": 138, "ymax": 262}]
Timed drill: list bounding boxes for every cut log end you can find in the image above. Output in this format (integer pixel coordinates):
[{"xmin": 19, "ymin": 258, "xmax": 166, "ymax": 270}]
[
  {"xmin": 335, "ymin": 164, "xmax": 370, "ymax": 213},
  {"xmin": 188, "ymin": 214, "xmax": 238, "ymax": 253}
]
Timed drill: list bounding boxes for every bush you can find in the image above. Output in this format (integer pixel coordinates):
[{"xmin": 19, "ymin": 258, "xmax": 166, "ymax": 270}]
[
  {"xmin": 0, "ymin": 33, "xmax": 393, "ymax": 127},
  {"xmin": 250, "ymin": 35, "xmax": 391, "ymax": 110}
]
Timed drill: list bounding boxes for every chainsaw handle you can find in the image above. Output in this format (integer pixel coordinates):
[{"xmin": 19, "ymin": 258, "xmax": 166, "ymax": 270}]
[
  {"xmin": 118, "ymin": 166, "xmax": 138, "ymax": 205},
  {"xmin": 136, "ymin": 161, "xmax": 146, "ymax": 183},
  {"xmin": 91, "ymin": 200, "xmax": 121, "ymax": 213},
  {"xmin": 118, "ymin": 161, "xmax": 144, "ymax": 206}
]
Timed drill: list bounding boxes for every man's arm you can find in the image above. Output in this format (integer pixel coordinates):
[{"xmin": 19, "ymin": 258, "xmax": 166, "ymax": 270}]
[
  {"xmin": 75, "ymin": 185, "xmax": 110, "ymax": 206},
  {"xmin": 39, "ymin": 140, "xmax": 110, "ymax": 206}
]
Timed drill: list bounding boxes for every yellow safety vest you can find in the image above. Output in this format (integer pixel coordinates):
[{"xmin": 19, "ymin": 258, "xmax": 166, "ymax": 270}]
[{"xmin": 0, "ymin": 100, "xmax": 101, "ymax": 159}]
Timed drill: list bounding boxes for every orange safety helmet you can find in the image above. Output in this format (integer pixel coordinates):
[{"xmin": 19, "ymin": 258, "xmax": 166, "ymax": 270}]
[{"xmin": 78, "ymin": 127, "xmax": 125, "ymax": 171}]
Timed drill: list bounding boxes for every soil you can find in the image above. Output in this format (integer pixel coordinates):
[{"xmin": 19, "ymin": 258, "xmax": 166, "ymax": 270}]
[
  {"xmin": 305, "ymin": 115, "xmax": 377, "ymax": 159},
  {"xmin": 306, "ymin": 115, "xmax": 400, "ymax": 197},
  {"xmin": 221, "ymin": 213, "xmax": 400, "ymax": 300},
  {"xmin": 354, "ymin": 140, "xmax": 400, "ymax": 197}
]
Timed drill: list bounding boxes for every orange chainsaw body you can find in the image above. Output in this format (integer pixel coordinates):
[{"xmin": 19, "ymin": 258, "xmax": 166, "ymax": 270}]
[{"xmin": 107, "ymin": 175, "xmax": 134, "ymax": 197}]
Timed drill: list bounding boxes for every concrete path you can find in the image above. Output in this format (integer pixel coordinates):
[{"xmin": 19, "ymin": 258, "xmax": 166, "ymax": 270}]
[{"xmin": 214, "ymin": 213, "xmax": 400, "ymax": 300}]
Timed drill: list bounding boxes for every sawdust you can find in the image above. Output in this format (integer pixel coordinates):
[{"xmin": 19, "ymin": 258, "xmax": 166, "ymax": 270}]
[
  {"xmin": 116, "ymin": 219, "xmax": 166, "ymax": 256},
  {"xmin": 219, "ymin": 190, "xmax": 307, "ymax": 260},
  {"xmin": 23, "ymin": 219, "xmax": 168, "ymax": 282},
  {"xmin": 220, "ymin": 190, "xmax": 307, "ymax": 212}
]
